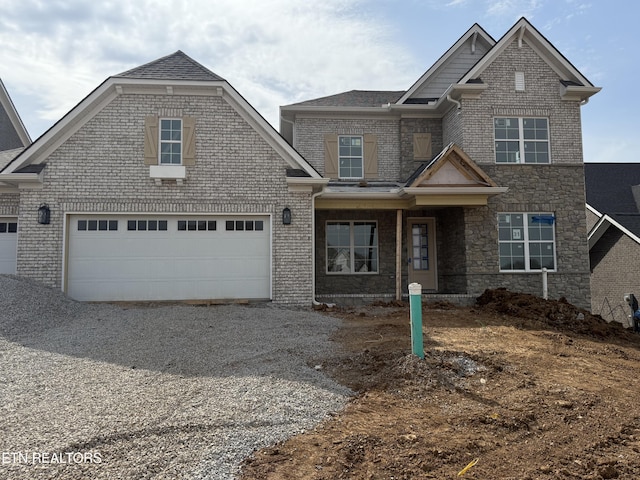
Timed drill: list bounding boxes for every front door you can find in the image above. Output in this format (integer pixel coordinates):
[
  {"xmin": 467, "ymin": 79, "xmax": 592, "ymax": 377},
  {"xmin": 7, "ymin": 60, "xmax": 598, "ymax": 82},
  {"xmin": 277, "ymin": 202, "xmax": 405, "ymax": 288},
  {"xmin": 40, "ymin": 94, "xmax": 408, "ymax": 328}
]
[{"xmin": 408, "ymin": 218, "xmax": 437, "ymax": 290}]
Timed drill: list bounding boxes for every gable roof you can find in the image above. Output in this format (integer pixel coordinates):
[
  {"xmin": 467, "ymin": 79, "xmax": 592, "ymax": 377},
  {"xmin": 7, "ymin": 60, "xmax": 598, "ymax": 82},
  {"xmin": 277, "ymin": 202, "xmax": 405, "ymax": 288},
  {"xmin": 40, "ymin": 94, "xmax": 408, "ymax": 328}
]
[
  {"xmin": 397, "ymin": 23, "xmax": 495, "ymax": 104},
  {"xmin": 459, "ymin": 17, "xmax": 599, "ymax": 101},
  {"xmin": 0, "ymin": 78, "xmax": 31, "ymax": 151},
  {"xmin": 116, "ymin": 50, "xmax": 225, "ymax": 82},
  {"xmin": 585, "ymin": 163, "xmax": 640, "ymax": 249},
  {"xmin": 0, "ymin": 51, "xmax": 322, "ymax": 184},
  {"xmin": 405, "ymin": 143, "xmax": 498, "ymax": 188}
]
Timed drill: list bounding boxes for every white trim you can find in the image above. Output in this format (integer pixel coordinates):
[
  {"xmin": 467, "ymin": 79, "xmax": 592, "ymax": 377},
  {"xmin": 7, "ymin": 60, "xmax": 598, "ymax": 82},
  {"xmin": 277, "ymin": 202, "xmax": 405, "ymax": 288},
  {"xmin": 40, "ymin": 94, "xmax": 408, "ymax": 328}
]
[
  {"xmin": 494, "ymin": 116, "xmax": 550, "ymax": 164},
  {"xmin": 460, "ymin": 18, "xmax": 595, "ymax": 89},
  {"xmin": 588, "ymin": 214, "xmax": 640, "ymax": 250},
  {"xmin": 498, "ymin": 212, "xmax": 557, "ymax": 273},
  {"xmin": 586, "ymin": 203, "xmax": 603, "ymax": 218},
  {"xmin": 3, "ymin": 76, "xmax": 321, "ymax": 179},
  {"xmin": 397, "ymin": 24, "xmax": 495, "ymax": 104}
]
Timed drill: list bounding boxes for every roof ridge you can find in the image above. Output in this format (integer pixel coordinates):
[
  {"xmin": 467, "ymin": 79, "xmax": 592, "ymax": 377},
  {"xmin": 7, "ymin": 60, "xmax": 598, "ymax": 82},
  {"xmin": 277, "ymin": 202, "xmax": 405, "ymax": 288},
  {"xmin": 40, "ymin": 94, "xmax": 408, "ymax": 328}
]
[{"xmin": 114, "ymin": 51, "xmax": 224, "ymax": 82}]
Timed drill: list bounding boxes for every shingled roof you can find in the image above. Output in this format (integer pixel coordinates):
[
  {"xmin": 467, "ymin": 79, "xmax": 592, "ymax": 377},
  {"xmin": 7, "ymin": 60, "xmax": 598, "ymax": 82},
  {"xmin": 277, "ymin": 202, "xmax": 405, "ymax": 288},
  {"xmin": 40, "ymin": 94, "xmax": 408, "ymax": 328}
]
[
  {"xmin": 287, "ymin": 90, "xmax": 405, "ymax": 108},
  {"xmin": 585, "ymin": 163, "xmax": 640, "ymax": 241},
  {"xmin": 585, "ymin": 163, "xmax": 640, "ymax": 214},
  {"xmin": 115, "ymin": 50, "xmax": 224, "ymax": 82}
]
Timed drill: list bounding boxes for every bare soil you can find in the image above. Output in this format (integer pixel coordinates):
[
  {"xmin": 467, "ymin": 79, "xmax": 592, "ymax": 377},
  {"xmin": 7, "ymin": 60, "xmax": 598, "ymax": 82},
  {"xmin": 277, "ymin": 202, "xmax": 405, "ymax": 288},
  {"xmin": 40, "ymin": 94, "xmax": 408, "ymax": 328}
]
[{"xmin": 240, "ymin": 289, "xmax": 640, "ymax": 479}]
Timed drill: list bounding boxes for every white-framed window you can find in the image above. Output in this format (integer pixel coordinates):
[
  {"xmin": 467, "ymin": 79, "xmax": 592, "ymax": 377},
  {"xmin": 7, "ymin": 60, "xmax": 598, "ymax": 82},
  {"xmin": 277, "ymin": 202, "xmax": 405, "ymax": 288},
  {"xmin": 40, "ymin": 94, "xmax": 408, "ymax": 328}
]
[
  {"xmin": 498, "ymin": 213, "xmax": 556, "ymax": 272},
  {"xmin": 326, "ymin": 221, "xmax": 378, "ymax": 274},
  {"xmin": 494, "ymin": 117, "xmax": 549, "ymax": 164},
  {"xmin": 338, "ymin": 135, "xmax": 363, "ymax": 179},
  {"xmin": 160, "ymin": 118, "xmax": 183, "ymax": 164}
]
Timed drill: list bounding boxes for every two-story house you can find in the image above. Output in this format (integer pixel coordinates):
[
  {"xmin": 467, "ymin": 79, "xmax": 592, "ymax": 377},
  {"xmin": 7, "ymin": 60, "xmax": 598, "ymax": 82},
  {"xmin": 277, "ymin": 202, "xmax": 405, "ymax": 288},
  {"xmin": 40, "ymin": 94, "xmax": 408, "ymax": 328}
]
[
  {"xmin": 0, "ymin": 18, "xmax": 600, "ymax": 308},
  {"xmin": 281, "ymin": 17, "xmax": 600, "ymax": 308}
]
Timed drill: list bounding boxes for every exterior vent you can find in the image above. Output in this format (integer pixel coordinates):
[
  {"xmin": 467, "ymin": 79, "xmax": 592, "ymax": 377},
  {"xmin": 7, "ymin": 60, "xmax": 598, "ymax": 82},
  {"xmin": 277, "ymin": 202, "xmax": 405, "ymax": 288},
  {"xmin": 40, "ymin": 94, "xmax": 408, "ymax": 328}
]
[{"xmin": 515, "ymin": 72, "xmax": 525, "ymax": 91}]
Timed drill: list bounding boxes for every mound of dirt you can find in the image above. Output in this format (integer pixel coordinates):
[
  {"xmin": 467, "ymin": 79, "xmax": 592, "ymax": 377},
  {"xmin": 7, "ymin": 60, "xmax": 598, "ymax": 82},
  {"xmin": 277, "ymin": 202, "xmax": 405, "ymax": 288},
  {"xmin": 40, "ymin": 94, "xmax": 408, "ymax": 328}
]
[{"xmin": 475, "ymin": 288, "xmax": 632, "ymax": 340}]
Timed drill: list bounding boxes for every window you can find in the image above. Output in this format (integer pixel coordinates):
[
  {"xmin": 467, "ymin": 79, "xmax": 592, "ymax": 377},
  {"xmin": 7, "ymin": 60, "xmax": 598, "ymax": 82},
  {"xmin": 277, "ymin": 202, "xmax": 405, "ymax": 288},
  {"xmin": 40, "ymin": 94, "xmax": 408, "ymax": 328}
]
[
  {"xmin": 160, "ymin": 119, "xmax": 182, "ymax": 164},
  {"xmin": 338, "ymin": 136, "xmax": 363, "ymax": 179},
  {"xmin": 225, "ymin": 220, "xmax": 263, "ymax": 231},
  {"xmin": 177, "ymin": 220, "xmax": 216, "ymax": 231},
  {"xmin": 498, "ymin": 213, "xmax": 556, "ymax": 272},
  {"xmin": 326, "ymin": 221, "xmax": 378, "ymax": 274},
  {"xmin": 78, "ymin": 220, "xmax": 118, "ymax": 231},
  {"xmin": 494, "ymin": 117, "xmax": 549, "ymax": 164},
  {"xmin": 0, "ymin": 222, "xmax": 17, "ymax": 233},
  {"xmin": 128, "ymin": 220, "xmax": 168, "ymax": 231}
]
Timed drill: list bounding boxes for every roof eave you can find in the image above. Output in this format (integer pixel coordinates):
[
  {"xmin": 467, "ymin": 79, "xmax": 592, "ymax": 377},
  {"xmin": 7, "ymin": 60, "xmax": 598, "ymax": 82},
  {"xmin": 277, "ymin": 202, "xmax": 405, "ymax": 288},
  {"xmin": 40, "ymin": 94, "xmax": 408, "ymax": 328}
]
[{"xmin": 560, "ymin": 85, "xmax": 602, "ymax": 102}]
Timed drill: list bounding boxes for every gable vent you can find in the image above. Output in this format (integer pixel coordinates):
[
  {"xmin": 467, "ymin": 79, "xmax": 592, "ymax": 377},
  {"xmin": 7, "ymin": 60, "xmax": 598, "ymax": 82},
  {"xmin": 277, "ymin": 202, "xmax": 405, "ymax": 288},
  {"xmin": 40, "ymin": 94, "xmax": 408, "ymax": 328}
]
[{"xmin": 515, "ymin": 72, "xmax": 525, "ymax": 91}]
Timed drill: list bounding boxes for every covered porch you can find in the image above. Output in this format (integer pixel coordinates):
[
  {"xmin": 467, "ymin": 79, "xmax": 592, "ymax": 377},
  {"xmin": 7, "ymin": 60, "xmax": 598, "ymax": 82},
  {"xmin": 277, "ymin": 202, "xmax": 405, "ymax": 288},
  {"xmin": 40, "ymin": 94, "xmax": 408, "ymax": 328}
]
[{"xmin": 314, "ymin": 144, "xmax": 508, "ymax": 305}]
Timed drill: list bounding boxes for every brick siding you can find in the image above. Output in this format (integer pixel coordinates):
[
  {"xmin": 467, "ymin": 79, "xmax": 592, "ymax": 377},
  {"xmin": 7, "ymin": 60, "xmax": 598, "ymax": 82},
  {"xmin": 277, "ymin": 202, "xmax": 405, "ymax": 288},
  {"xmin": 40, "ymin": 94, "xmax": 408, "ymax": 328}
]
[{"xmin": 15, "ymin": 93, "xmax": 313, "ymax": 305}]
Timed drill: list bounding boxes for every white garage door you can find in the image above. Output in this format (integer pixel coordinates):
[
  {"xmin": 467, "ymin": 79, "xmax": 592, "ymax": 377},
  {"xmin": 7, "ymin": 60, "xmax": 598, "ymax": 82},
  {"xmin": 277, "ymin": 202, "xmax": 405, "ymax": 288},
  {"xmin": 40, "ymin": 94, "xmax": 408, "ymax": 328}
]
[
  {"xmin": 67, "ymin": 215, "xmax": 271, "ymax": 302},
  {"xmin": 0, "ymin": 218, "xmax": 17, "ymax": 274}
]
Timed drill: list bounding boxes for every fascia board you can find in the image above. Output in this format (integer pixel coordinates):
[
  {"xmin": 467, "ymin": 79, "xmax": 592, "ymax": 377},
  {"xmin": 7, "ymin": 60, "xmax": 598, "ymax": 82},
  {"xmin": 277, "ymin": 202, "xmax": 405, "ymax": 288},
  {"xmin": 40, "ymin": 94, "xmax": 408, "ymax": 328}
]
[
  {"xmin": 3, "ymin": 79, "xmax": 118, "ymax": 174},
  {"xmin": 460, "ymin": 18, "xmax": 595, "ymax": 88},
  {"xmin": 4, "ymin": 75, "xmax": 322, "ymax": 180},
  {"xmin": 589, "ymin": 214, "xmax": 640, "ymax": 249},
  {"xmin": 397, "ymin": 24, "xmax": 495, "ymax": 104},
  {"xmin": 586, "ymin": 203, "xmax": 602, "ymax": 218}
]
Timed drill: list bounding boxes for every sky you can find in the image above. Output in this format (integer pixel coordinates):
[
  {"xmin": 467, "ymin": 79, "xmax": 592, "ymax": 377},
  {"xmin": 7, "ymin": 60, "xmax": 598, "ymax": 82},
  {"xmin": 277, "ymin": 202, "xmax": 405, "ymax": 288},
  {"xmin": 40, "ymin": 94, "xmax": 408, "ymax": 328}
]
[{"xmin": 0, "ymin": 0, "xmax": 635, "ymax": 163}]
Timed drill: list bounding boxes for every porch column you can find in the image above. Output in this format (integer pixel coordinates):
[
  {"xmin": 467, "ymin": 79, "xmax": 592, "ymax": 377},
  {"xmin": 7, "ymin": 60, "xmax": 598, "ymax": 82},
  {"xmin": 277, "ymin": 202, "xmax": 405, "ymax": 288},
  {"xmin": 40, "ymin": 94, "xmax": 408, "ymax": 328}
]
[{"xmin": 396, "ymin": 209, "xmax": 402, "ymax": 301}]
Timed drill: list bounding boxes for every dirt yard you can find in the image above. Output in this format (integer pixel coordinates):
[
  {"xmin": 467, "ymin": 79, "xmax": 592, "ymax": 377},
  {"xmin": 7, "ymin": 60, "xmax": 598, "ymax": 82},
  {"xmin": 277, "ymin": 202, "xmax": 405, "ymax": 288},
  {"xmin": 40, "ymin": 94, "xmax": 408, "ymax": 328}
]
[{"xmin": 241, "ymin": 289, "xmax": 640, "ymax": 479}]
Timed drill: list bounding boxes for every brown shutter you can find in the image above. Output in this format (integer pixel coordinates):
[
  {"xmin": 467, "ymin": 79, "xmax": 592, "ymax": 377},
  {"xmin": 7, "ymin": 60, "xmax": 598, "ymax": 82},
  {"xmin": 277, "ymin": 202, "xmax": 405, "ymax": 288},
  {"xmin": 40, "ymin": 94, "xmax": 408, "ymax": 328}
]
[
  {"xmin": 144, "ymin": 116, "xmax": 159, "ymax": 165},
  {"xmin": 182, "ymin": 116, "xmax": 196, "ymax": 166},
  {"xmin": 364, "ymin": 134, "xmax": 378, "ymax": 179},
  {"xmin": 324, "ymin": 134, "xmax": 338, "ymax": 178},
  {"xmin": 413, "ymin": 133, "xmax": 432, "ymax": 161}
]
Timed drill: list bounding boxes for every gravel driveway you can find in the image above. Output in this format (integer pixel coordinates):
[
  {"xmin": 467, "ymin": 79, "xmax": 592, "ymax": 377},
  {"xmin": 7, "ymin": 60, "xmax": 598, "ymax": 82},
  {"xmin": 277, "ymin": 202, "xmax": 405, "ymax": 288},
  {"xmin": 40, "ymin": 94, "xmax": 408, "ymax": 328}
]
[{"xmin": 0, "ymin": 276, "xmax": 351, "ymax": 479}]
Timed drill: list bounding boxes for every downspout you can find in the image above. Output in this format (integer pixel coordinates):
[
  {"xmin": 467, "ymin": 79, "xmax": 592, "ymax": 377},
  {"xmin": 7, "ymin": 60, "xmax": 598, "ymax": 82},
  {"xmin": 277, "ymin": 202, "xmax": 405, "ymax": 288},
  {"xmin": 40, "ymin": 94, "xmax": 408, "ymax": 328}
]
[
  {"xmin": 446, "ymin": 94, "xmax": 461, "ymax": 110},
  {"xmin": 312, "ymin": 188, "xmax": 332, "ymax": 307}
]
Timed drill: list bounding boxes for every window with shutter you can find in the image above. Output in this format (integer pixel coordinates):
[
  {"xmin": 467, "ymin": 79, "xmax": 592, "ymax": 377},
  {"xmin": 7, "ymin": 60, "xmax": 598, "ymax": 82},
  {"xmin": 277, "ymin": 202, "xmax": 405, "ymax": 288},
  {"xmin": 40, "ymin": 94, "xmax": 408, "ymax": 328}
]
[{"xmin": 144, "ymin": 115, "xmax": 196, "ymax": 166}]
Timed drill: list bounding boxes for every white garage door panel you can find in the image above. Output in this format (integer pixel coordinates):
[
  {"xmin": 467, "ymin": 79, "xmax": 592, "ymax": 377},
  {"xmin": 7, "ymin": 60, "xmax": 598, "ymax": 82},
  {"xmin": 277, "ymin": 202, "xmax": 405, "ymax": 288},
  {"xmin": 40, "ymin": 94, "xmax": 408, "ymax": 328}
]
[
  {"xmin": 67, "ymin": 216, "xmax": 270, "ymax": 301},
  {"xmin": 0, "ymin": 218, "xmax": 17, "ymax": 274}
]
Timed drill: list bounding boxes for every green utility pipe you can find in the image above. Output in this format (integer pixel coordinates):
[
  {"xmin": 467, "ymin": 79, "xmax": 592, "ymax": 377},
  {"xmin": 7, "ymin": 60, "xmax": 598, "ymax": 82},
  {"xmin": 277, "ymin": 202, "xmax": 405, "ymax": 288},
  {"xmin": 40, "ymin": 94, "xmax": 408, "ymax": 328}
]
[{"xmin": 409, "ymin": 282, "xmax": 424, "ymax": 359}]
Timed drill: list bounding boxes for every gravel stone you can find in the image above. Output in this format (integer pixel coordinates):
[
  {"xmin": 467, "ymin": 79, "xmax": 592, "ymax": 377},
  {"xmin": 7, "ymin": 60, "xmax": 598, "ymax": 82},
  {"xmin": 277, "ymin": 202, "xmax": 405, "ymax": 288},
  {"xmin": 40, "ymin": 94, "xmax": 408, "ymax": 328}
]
[{"xmin": 0, "ymin": 275, "xmax": 351, "ymax": 479}]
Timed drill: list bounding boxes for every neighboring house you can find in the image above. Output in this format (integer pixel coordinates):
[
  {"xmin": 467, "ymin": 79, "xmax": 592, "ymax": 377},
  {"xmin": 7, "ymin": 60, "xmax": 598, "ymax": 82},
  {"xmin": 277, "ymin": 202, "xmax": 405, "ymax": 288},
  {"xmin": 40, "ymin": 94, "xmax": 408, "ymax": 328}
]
[
  {"xmin": 585, "ymin": 163, "xmax": 640, "ymax": 325},
  {"xmin": 0, "ymin": 78, "xmax": 31, "ymax": 274},
  {"xmin": 0, "ymin": 52, "xmax": 326, "ymax": 304},
  {"xmin": 281, "ymin": 17, "xmax": 599, "ymax": 308}
]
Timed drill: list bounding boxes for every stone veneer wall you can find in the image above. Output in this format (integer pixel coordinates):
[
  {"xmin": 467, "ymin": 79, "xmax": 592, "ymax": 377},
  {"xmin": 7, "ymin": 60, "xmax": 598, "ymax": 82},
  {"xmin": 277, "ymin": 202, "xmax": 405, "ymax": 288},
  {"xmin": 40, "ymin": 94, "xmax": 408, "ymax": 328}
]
[
  {"xmin": 15, "ymin": 93, "xmax": 314, "ymax": 305},
  {"xmin": 294, "ymin": 117, "xmax": 400, "ymax": 181},
  {"xmin": 463, "ymin": 165, "xmax": 591, "ymax": 309}
]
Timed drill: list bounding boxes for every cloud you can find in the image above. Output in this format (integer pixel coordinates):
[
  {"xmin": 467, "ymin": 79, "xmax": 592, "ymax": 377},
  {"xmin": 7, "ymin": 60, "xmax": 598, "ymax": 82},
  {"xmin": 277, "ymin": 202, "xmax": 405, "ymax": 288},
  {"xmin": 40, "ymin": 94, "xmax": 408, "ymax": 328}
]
[{"xmin": 0, "ymin": 0, "xmax": 416, "ymax": 135}]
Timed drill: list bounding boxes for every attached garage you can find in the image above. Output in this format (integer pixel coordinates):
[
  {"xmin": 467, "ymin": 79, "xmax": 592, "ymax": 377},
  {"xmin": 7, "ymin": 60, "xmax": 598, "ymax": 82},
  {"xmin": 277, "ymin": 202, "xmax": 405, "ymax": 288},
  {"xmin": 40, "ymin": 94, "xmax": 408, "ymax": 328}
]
[
  {"xmin": 66, "ymin": 215, "xmax": 271, "ymax": 302},
  {"xmin": 0, "ymin": 217, "xmax": 17, "ymax": 274}
]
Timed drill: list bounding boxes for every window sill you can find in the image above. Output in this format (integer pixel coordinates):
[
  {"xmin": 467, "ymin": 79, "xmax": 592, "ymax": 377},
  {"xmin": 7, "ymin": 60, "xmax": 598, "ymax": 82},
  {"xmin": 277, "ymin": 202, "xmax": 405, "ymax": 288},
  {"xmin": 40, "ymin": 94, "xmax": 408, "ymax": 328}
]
[{"xmin": 149, "ymin": 165, "xmax": 186, "ymax": 186}]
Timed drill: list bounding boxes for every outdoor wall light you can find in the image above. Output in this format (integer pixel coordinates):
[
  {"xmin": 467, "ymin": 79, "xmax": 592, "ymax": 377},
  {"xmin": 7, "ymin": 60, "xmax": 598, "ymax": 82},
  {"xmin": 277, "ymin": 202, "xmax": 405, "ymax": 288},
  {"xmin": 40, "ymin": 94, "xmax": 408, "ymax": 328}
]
[
  {"xmin": 37, "ymin": 204, "xmax": 50, "ymax": 225},
  {"xmin": 282, "ymin": 207, "xmax": 292, "ymax": 225}
]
